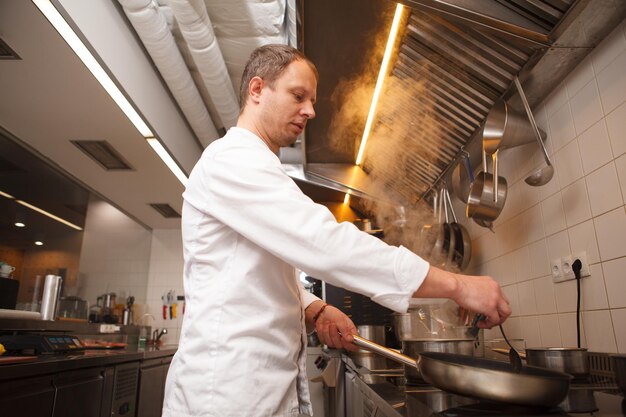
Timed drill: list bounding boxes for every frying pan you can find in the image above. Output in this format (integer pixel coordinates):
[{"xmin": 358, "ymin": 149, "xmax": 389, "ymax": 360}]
[
  {"xmin": 444, "ymin": 189, "xmax": 471, "ymax": 271},
  {"xmin": 352, "ymin": 335, "xmax": 572, "ymax": 407}
]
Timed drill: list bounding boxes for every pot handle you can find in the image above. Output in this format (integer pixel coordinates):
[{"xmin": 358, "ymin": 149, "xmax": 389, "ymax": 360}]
[
  {"xmin": 493, "ymin": 150, "xmax": 499, "ymax": 203},
  {"xmin": 352, "ymin": 335, "xmax": 418, "ymax": 369}
]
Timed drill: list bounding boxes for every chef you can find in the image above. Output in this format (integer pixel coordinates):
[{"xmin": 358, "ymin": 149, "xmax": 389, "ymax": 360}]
[{"xmin": 162, "ymin": 44, "xmax": 511, "ymax": 417}]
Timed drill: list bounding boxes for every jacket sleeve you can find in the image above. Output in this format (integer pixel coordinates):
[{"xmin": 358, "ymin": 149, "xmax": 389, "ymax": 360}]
[{"xmin": 183, "ymin": 143, "xmax": 430, "ymax": 313}]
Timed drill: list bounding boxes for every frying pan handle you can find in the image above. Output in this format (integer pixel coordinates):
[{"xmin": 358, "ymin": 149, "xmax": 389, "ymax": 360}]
[{"xmin": 352, "ymin": 335, "xmax": 418, "ymax": 369}]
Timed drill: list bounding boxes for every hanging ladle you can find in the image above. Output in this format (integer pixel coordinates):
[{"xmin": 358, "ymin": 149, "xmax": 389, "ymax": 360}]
[{"xmin": 514, "ymin": 76, "xmax": 555, "ymax": 186}]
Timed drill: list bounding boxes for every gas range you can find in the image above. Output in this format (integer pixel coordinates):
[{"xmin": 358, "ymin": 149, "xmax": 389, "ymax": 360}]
[{"xmin": 343, "ymin": 356, "xmax": 625, "ymax": 417}]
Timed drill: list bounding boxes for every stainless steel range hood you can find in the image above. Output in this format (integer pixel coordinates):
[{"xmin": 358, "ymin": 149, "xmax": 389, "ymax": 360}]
[{"xmin": 297, "ymin": 0, "xmax": 626, "ymax": 206}]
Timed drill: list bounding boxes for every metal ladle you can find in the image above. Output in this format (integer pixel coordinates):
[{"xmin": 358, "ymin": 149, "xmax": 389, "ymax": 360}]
[
  {"xmin": 500, "ymin": 324, "xmax": 523, "ymax": 373},
  {"xmin": 514, "ymin": 77, "xmax": 554, "ymax": 186}
]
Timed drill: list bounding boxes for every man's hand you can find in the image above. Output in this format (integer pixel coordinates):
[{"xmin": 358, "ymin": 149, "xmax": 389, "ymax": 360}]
[
  {"xmin": 305, "ymin": 301, "xmax": 359, "ymax": 351},
  {"xmin": 414, "ymin": 266, "xmax": 511, "ymax": 328}
]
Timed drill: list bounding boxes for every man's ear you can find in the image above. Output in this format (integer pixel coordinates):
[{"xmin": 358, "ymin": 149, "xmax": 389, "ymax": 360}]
[{"xmin": 248, "ymin": 76, "xmax": 264, "ymax": 104}]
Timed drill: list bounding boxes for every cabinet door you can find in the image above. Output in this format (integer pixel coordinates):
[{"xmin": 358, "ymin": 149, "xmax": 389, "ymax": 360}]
[
  {"xmin": 53, "ymin": 367, "xmax": 104, "ymax": 417},
  {"xmin": 0, "ymin": 374, "xmax": 55, "ymax": 417},
  {"xmin": 136, "ymin": 363, "xmax": 169, "ymax": 417}
]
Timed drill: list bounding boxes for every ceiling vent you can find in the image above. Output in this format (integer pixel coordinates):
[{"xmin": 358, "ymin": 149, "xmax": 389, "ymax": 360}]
[
  {"xmin": 71, "ymin": 140, "xmax": 133, "ymax": 171},
  {"xmin": 149, "ymin": 203, "xmax": 181, "ymax": 218},
  {"xmin": 0, "ymin": 37, "xmax": 21, "ymax": 60}
]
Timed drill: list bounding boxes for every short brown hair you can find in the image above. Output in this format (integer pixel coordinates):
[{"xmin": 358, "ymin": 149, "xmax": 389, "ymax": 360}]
[{"xmin": 239, "ymin": 44, "xmax": 318, "ymax": 112}]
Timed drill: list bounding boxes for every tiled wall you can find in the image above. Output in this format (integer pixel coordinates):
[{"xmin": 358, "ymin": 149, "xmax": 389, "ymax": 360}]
[
  {"xmin": 461, "ymin": 19, "xmax": 626, "ymax": 353},
  {"xmin": 142, "ymin": 229, "xmax": 185, "ymax": 345},
  {"xmin": 78, "ymin": 196, "xmax": 152, "ymax": 313}
]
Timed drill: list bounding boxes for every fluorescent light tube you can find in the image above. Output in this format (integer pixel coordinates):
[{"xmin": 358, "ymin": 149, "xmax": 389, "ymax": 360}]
[
  {"xmin": 146, "ymin": 138, "xmax": 188, "ymax": 187},
  {"xmin": 356, "ymin": 4, "xmax": 404, "ymax": 166},
  {"xmin": 32, "ymin": 0, "xmax": 153, "ymax": 138},
  {"xmin": 15, "ymin": 199, "xmax": 83, "ymax": 231}
]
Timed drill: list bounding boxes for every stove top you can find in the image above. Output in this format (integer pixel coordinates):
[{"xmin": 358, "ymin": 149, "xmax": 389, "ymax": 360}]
[{"xmin": 345, "ymin": 356, "xmax": 625, "ymax": 417}]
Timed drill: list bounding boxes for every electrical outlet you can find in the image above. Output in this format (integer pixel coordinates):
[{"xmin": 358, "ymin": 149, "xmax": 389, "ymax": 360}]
[
  {"xmin": 573, "ymin": 251, "xmax": 591, "ymax": 278},
  {"xmin": 562, "ymin": 255, "xmax": 575, "ymax": 280},
  {"xmin": 551, "ymin": 258, "xmax": 563, "ymax": 282}
]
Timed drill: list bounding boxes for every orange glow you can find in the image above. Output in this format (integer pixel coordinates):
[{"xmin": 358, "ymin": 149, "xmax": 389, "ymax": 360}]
[{"xmin": 355, "ymin": 4, "xmax": 404, "ymax": 166}]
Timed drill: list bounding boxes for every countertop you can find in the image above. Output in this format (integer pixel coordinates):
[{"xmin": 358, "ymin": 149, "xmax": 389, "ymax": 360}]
[{"xmin": 0, "ymin": 345, "xmax": 178, "ymax": 381}]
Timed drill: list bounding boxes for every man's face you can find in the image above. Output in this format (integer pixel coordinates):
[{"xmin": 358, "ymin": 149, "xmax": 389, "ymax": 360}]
[{"xmin": 258, "ymin": 59, "xmax": 317, "ymax": 152}]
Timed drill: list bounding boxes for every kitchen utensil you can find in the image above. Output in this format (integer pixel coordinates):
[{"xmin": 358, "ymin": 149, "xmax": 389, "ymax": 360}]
[
  {"xmin": 440, "ymin": 188, "xmax": 456, "ymax": 268},
  {"xmin": 513, "ymin": 76, "xmax": 555, "ymax": 186},
  {"xmin": 40, "ymin": 274, "xmax": 62, "ymax": 321},
  {"xmin": 526, "ymin": 347, "xmax": 589, "ymax": 380},
  {"xmin": 444, "ymin": 189, "xmax": 471, "ymax": 271},
  {"xmin": 418, "ymin": 193, "xmax": 439, "ymax": 259},
  {"xmin": 352, "ymin": 334, "xmax": 572, "ymax": 406},
  {"xmin": 57, "ymin": 296, "xmax": 89, "ymax": 320},
  {"xmin": 451, "ymin": 152, "xmax": 475, "ymax": 204},
  {"xmin": 466, "ymin": 149, "xmax": 508, "ymax": 223},
  {"xmin": 402, "ymin": 339, "xmax": 476, "ymax": 381},
  {"xmin": 610, "ymin": 354, "xmax": 626, "ymax": 395},
  {"xmin": 499, "ymin": 324, "xmax": 522, "ymax": 373}
]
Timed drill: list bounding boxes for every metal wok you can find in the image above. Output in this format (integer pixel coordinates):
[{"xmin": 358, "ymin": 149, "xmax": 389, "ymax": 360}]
[{"xmin": 352, "ymin": 335, "xmax": 572, "ymax": 407}]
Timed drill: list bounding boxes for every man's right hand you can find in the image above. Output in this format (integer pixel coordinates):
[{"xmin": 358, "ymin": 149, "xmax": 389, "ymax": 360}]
[{"xmin": 413, "ymin": 266, "xmax": 511, "ymax": 328}]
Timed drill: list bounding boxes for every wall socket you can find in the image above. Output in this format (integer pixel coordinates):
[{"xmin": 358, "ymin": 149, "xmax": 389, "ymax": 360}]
[{"xmin": 551, "ymin": 251, "xmax": 591, "ymax": 283}]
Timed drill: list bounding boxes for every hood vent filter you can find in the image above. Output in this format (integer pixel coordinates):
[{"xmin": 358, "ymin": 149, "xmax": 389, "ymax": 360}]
[
  {"xmin": 0, "ymin": 38, "xmax": 20, "ymax": 60},
  {"xmin": 72, "ymin": 140, "xmax": 133, "ymax": 171},
  {"xmin": 149, "ymin": 203, "xmax": 181, "ymax": 218}
]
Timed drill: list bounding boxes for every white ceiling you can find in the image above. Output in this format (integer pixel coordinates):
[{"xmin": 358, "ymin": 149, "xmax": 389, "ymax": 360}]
[{"xmin": 0, "ymin": 0, "xmax": 291, "ymax": 230}]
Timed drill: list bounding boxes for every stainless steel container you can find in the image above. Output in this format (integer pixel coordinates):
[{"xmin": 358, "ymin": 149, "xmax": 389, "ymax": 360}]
[
  {"xmin": 40, "ymin": 274, "xmax": 62, "ymax": 320},
  {"xmin": 525, "ymin": 348, "xmax": 589, "ymax": 380},
  {"xmin": 403, "ymin": 339, "xmax": 476, "ymax": 382}
]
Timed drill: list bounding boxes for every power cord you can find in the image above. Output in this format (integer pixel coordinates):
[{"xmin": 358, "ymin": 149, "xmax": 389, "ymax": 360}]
[{"xmin": 572, "ymin": 259, "xmax": 583, "ymax": 348}]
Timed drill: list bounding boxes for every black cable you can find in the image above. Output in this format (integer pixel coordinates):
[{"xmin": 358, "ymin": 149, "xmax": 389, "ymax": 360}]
[{"xmin": 572, "ymin": 259, "xmax": 583, "ymax": 349}]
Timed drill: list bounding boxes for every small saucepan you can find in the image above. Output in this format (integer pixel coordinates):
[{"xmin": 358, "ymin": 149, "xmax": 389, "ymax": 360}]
[
  {"xmin": 352, "ymin": 334, "xmax": 572, "ymax": 406},
  {"xmin": 467, "ymin": 149, "xmax": 507, "ymax": 223},
  {"xmin": 525, "ymin": 347, "xmax": 589, "ymax": 381}
]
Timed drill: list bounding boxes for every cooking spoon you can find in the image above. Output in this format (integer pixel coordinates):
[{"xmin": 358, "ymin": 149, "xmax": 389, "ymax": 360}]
[
  {"xmin": 514, "ymin": 76, "xmax": 554, "ymax": 186},
  {"xmin": 499, "ymin": 324, "xmax": 523, "ymax": 373}
]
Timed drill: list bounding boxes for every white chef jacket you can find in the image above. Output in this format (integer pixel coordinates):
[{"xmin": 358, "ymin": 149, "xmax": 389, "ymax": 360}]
[{"xmin": 162, "ymin": 127, "xmax": 430, "ymax": 417}]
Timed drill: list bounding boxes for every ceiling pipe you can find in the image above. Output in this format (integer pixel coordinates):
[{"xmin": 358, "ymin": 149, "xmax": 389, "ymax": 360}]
[
  {"xmin": 167, "ymin": 0, "xmax": 240, "ymax": 130},
  {"xmin": 117, "ymin": 0, "xmax": 220, "ymax": 148}
]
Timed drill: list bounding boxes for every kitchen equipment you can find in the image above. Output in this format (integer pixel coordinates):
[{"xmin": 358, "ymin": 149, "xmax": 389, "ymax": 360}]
[
  {"xmin": 122, "ymin": 295, "xmax": 134, "ymax": 325},
  {"xmin": 443, "ymin": 189, "xmax": 471, "ymax": 271},
  {"xmin": 350, "ymin": 325, "xmax": 389, "ymax": 371},
  {"xmin": 101, "ymin": 292, "xmax": 118, "ymax": 324},
  {"xmin": 394, "ymin": 299, "xmax": 470, "ymax": 341},
  {"xmin": 352, "ymin": 334, "xmax": 572, "ymax": 407},
  {"xmin": 402, "ymin": 339, "xmax": 476, "ymax": 382},
  {"xmin": 0, "ymin": 334, "xmax": 85, "ymax": 355},
  {"xmin": 40, "ymin": 274, "xmax": 62, "ymax": 321},
  {"xmin": 610, "ymin": 354, "xmax": 626, "ymax": 395},
  {"xmin": 499, "ymin": 324, "xmax": 522, "ymax": 373},
  {"xmin": 526, "ymin": 347, "xmax": 589, "ymax": 380},
  {"xmin": 0, "ymin": 277, "xmax": 19, "ymax": 309},
  {"xmin": 466, "ymin": 149, "xmax": 508, "ymax": 223},
  {"xmin": 513, "ymin": 77, "xmax": 555, "ymax": 186},
  {"xmin": 451, "ymin": 152, "xmax": 474, "ymax": 204},
  {"xmin": 57, "ymin": 296, "xmax": 89, "ymax": 321}
]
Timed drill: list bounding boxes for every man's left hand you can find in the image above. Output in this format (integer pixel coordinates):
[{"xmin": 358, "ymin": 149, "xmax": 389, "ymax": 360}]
[{"xmin": 306, "ymin": 301, "xmax": 359, "ymax": 351}]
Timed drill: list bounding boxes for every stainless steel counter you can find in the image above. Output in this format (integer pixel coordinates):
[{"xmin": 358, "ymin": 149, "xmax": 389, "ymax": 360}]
[{"xmin": 0, "ymin": 345, "xmax": 177, "ymax": 381}]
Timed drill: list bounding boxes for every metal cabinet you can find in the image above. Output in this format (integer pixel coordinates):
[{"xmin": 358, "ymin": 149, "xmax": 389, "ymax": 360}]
[
  {"xmin": 0, "ymin": 374, "xmax": 55, "ymax": 417},
  {"xmin": 53, "ymin": 367, "xmax": 105, "ymax": 417},
  {"xmin": 136, "ymin": 357, "xmax": 172, "ymax": 417}
]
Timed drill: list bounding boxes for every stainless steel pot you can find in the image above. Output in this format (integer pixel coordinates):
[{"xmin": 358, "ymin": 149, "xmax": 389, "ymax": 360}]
[
  {"xmin": 403, "ymin": 339, "xmax": 475, "ymax": 381},
  {"xmin": 352, "ymin": 335, "xmax": 572, "ymax": 407},
  {"xmin": 525, "ymin": 348, "xmax": 589, "ymax": 380}
]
